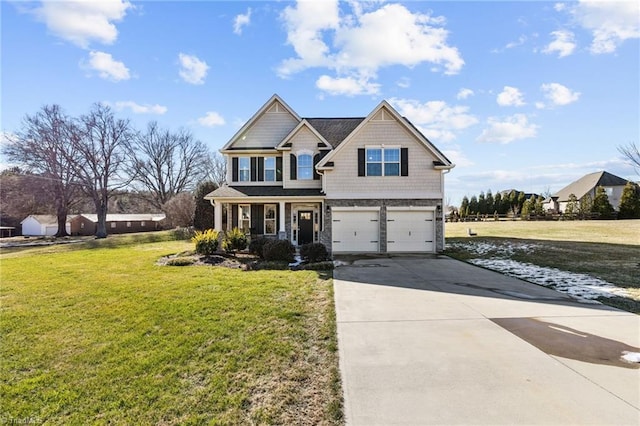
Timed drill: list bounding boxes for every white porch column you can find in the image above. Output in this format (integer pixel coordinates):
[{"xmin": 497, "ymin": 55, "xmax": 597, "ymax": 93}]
[
  {"xmin": 278, "ymin": 201, "xmax": 286, "ymax": 239},
  {"xmin": 213, "ymin": 200, "xmax": 222, "ymax": 231}
]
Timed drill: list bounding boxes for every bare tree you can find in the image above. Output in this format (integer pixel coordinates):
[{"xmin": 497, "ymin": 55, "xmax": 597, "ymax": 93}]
[
  {"xmin": 163, "ymin": 192, "xmax": 196, "ymax": 228},
  {"xmin": 72, "ymin": 103, "xmax": 134, "ymax": 238},
  {"xmin": 618, "ymin": 142, "xmax": 640, "ymax": 175},
  {"xmin": 127, "ymin": 122, "xmax": 210, "ymax": 210},
  {"xmin": 2, "ymin": 105, "xmax": 81, "ymax": 236},
  {"xmin": 205, "ymin": 151, "xmax": 227, "ymax": 188}
]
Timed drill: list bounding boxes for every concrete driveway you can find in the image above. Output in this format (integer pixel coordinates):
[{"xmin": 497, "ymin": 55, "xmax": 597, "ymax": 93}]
[{"xmin": 333, "ymin": 255, "xmax": 640, "ymax": 425}]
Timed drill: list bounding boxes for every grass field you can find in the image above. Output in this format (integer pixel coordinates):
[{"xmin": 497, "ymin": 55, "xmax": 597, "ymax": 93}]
[
  {"xmin": 0, "ymin": 236, "xmax": 342, "ymax": 424},
  {"xmin": 445, "ymin": 220, "xmax": 640, "ymax": 313}
]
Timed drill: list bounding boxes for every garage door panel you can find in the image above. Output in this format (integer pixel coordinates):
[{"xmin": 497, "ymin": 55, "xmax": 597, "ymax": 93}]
[
  {"xmin": 332, "ymin": 210, "xmax": 379, "ymax": 253},
  {"xmin": 387, "ymin": 210, "xmax": 434, "ymax": 252}
]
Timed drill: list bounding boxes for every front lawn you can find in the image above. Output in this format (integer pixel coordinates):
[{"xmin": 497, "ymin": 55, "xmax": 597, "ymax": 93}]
[{"xmin": 0, "ymin": 239, "xmax": 342, "ymax": 424}]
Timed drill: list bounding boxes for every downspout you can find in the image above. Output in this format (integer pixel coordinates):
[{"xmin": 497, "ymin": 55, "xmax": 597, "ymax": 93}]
[{"xmin": 441, "ymin": 168, "xmax": 451, "ymax": 252}]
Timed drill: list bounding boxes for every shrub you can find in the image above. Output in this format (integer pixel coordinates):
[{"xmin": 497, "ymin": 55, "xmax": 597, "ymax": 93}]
[
  {"xmin": 248, "ymin": 237, "xmax": 271, "ymax": 259},
  {"xmin": 223, "ymin": 227, "xmax": 248, "ymax": 252},
  {"xmin": 262, "ymin": 239, "xmax": 295, "ymax": 262},
  {"xmin": 191, "ymin": 229, "xmax": 219, "ymax": 255},
  {"xmin": 300, "ymin": 242, "xmax": 329, "ymax": 263}
]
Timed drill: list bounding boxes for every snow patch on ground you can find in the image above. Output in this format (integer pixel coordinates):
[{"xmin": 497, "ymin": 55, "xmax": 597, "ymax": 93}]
[{"xmin": 448, "ymin": 240, "xmax": 630, "ymax": 303}]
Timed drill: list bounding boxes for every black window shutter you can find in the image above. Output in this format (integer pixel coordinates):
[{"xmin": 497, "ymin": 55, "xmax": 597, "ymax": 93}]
[
  {"xmin": 357, "ymin": 148, "xmax": 365, "ymax": 176},
  {"xmin": 290, "ymin": 154, "xmax": 297, "ymax": 180},
  {"xmin": 251, "ymin": 204, "xmax": 263, "ymax": 234},
  {"xmin": 313, "ymin": 153, "xmax": 320, "ymax": 180},
  {"xmin": 401, "ymin": 148, "xmax": 409, "ymax": 176},
  {"xmin": 232, "ymin": 204, "xmax": 238, "ymax": 229},
  {"xmin": 250, "ymin": 157, "xmax": 257, "ymax": 181},
  {"xmin": 257, "ymin": 157, "xmax": 264, "ymax": 182},
  {"xmin": 232, "ymin": 157, "xmax": 239, "ymax": 182},
  {"xmin": 276, "ymin": 157, "xmax": 283, "ymax": 181}
]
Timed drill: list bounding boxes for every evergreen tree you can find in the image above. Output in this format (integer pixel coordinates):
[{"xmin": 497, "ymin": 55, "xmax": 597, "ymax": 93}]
[
  {"xmin": 565, "ymin": 193, "xmax": 578, "ymax": 217},
  {"xmin": 460, "ymin": 196, "xmax": 469, "ymax": 219},
  {"xmin": 521, "ymin": 198, "xmax": 532, "ymax": 218},
  {"xmin": 618, "ymin": 182, "xmax": 640, "ymax": 219},
  {"xmin": 578, "ymin": 194, "xmax": 593, "ymax": 219},
  {"xmin": 493, "ymin": 192, "xmax": 502, "ymax": 214},
  {"xmin": 534, "ymin": 195, "xmax": 545, "ymax": 216},
  {"xmin": 469, "ymin": 195, "xmax": 478, "ymax": 215},
  {"xmin": 591, "ymin": 186, "xmax": 615, "ymax": 219},
  {"xmin": 478, "ymin": 191, "xmax": 486, "ymax": 215},
  {"xmin": 193, "ymin": 180, "xmax": 218, "ymax": 230},
  {"xmin": 486, "ymin": 190, "xmax": 494, "ymax": 215}
]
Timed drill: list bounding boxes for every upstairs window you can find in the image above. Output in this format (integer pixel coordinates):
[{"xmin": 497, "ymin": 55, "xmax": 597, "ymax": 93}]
[
  {"xmin": 298, "ymin": 154, "xmax": 313, "ymax": 180},
  {"xmin": 366, "ymin": 147, "xmax": 400, "ymax": 176},
  {"xmin": 239, "ymin": 158, "xmax": 250, "ymax": 182},
  {"xmin": 264, "ymin": 157, "xmax": 276, "ymax": 181}
]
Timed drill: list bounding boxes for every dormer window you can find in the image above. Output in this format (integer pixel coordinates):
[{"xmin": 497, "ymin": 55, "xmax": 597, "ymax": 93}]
[
  {"xmin": 239, "ymin": 158, "xmax": 250, "ymax": 182},
  {"xmin": 298, "ymin": 154, "xmax": 313, "ymax": 180}
]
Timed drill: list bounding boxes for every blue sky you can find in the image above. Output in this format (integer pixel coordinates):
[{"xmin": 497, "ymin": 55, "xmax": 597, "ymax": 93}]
[{"xmin": 1, "ymin": 0, "xmax": 638, "ymax": 205}]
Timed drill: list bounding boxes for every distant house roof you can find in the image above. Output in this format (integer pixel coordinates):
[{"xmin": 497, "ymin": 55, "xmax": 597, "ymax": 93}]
[
  {"xmin": 77, "ymin": 214, "xmax": 166, "ymax": 223},
  {"xmin": 20, "ymin": 215, "xmax": 65, "ymax": 225},
  {"xmin": 553, "ymin": 171, "xmax": 629, "ymax": 201}
]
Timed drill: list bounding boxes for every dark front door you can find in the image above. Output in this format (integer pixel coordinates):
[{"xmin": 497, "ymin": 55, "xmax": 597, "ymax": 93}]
[{"xmin": 298, "ymin": 211, "xmax": 314, "ymax": 245}]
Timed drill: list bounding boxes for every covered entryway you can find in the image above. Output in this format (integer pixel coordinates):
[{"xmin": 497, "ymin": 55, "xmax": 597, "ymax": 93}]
[
  {"xmin": 332, "ymin": 208, "xmax": 379, "ymax": 253},
  {"xmin": 386, "ymin": 207, "xmax": 435, "ymax": 252},
  {"xmin": 298, "ymin": 211, "xmax": 314, "ymax": 245}
]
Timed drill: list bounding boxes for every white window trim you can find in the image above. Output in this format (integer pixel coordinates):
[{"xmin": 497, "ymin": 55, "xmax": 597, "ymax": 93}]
[
  {"xmin": 239, "ymin": 157, "xmax": 250, "ymax": 182},
  {"xmin": 365, "ymin": 145, "xmax": 401, "ymax": 177},
  {"xmin": 264, "ymin": 157, "xmax": 276, "ymax": 182},
  {"xmin": 264, "ymin": 204, "xmax": 277, "ymax": 235},
  {"xmin": 297, "ymin": 150, "xmax": 314, "ymax": 180}
]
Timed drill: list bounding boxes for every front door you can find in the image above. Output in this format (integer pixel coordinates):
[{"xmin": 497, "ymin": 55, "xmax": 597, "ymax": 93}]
[{"xmin": 298, "ymin": 211, "xmax": 314, "ymax": 245}]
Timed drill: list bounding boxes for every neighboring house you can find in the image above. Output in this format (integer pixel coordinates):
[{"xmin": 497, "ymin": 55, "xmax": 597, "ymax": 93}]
[
  {"xmin": 69, "ymin": 214, "xmax": 166, "ymax": 236},
  {"xmin": 544, "ymin": 171, "xmax": 630, "ymax": 213},
  {"xmin": 204, "ymin": 94, "xmax": 454, "ymax": 254},
  {"xmin": 21, "ymin": 214, "xmax": 166, "ymax": 236},
  {"xmin": 21, "ymin": 215, "xmax": 71, "ymax": 236}
]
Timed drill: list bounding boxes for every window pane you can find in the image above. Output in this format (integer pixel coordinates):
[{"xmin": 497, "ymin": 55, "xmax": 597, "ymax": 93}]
[
  {"xmin": 384, "ymin": 149, "xmax": 400, "ymax": 162},
  {"xmin": 367, "ymin": 163, "xmax": 382, "ymax": 176},
  {"xmin": 240, "ymin": 170, "xmax": 250, "ymax": 181},
  {"xmin": 265, "ymin": 170, "xmax": 275, "ymax": 181},
  {"xmin": 265, "ymin": 220, "xmax": 276, "ymax": 235},
  {"xmin": 298, "ymin": 154, "xmax": 313, "ymax": 180},
  {"xmin": 367, "ymin": 149, "xmax": 382, "ymax": 162},
  {"xmin": 264, "ymin": 157, "xmax": 275, "ymax": 168},
  {"xmin": 298, "ymin": 167, "xmax": 312, "ymax": 180},
  {"xmin": 385, "ymin": 163, "xmax": 400, "ymax": 176},
  {"xmin": 298, "ymin": 154, "xmax": 312, "ymax": 166},
  {"xmin": 239, "ymin": 158, "xmax": 250, "ymax": 181},
  {"xmin": 265, "ymin": 205, "xmax": 276, "ymax": 219}
]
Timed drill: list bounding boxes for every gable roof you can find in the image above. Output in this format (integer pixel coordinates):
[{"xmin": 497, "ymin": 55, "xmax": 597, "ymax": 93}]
[
  {"xmin": 554, "ymin": 171, "xmax": 629, "ymax": 201},
  {"xmin": 305, "ymin": 118, "xmax": 365, "ymax": 148},
  {"xmin": 317, "ymin": 100, "xmax": 453, "ymax": 168},
  {"xmin": 221, "ymin": 94, "xmax": 301, "ymax": 152},
  {"xmin": 277, "ymin": 119, "xmax": 333, "ymax": 150},
  {"xmin": 20, "ymin": 215, "xmax": 59, "ymax": 225}
]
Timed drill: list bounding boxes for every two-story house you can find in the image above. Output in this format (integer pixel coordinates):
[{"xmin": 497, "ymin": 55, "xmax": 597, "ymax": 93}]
[{"xmin": 204, "ymin": 94, "xmax": 454, "ymax": 254}]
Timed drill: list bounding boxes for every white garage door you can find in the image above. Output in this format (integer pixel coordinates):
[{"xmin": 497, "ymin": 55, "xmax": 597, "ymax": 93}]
[
  {"xmin": 387, "ymin": 209, "xmax": 435, "ymax": 252},
  {"xmin": 332, "ymin": 209, "xmax": 379, "ymax": 253}
]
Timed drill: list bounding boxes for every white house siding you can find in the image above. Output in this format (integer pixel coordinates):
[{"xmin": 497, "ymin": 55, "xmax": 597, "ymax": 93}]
[
  {"xmin": 283, "ymin": 126, "xmax": 323, "ymax": 190},
  {"xmin": 232, "ymin": 102, "xmax": 299, "ymax": 149},
  {"xmin": 21, "ymin": 216, "xmax": 71, "ymax": 236},
  {"xmin": 323, "ymin": 119, "xmax": 442, "ymax": 199}
]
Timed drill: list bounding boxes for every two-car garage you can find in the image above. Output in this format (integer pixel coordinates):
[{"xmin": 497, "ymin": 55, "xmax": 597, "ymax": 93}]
[{"xmin": 331, "ymin": 207, "xmax": 435, "ymax": 253}]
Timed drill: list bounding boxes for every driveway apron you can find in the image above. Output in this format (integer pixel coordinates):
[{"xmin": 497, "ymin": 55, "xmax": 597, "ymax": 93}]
[{"xmin": 333, "ymin": 255, "xmax": 640, "ymax": 425}]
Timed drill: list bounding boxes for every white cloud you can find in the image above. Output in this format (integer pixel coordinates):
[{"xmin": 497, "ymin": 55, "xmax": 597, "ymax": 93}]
[
  {"xmin": 390, "ymin": 98, "xmax": 478, "ymax": 143},
  {"xmin": 477, "ymin": 114, "xmax": 538, "ymax": 144},
  {"xmin": 279, "ymin": 1, "xmax": 463, "ymax": 94},
  {"xmin": 83, "ymin": 51, "xmax": 130, "ymax": 81},
  {"xmin": 396, "ymin": 77, "xmax": 411, "ymax": 89},
  {"xmin": 456, "ymin": 88, "xmax": 474, "ymax": 100},
  {"xmin": 316, "ymin": 75, "xmax": 380, "ymax": 96},
  {"xmin": 113, "ymin": 101, "xmax": 167, "ymax": 115},
  {"xmin": 540, "ymin": 82, "xmax": 580, "ymax": 107},
  {"xmin": 543, "ymin": 30, "xmax": 576, "ymax": 57},
  {"xmin": 442, "ymin": 146, "xmax": 474, "ymax": 167},
  {"xmin": 178, "ymin": 53, "xmax": 209, "ymax": 85},
  {"xmin": 567, "ymin": 1, "xmax": 640, "ymax": 54},
  {"xmin": 197, "ymin": 111, "xmax": 225, "ymax": 127},
  {"xmin": 497, "ymin": 86, "xmax": 525, "ymax": 107},
  {"xmin": 32, "ymin": 0, "xmax": 132, "ymax": 48},
  {"xmin": 234, "ymin": 8, "xmax": 252, "ymax": 35}
]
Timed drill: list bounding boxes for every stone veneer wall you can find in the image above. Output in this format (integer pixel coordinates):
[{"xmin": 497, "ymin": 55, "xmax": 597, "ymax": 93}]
[{"xmin": 321, "ymin": 199, "xmax": 443, "ymax": 254}]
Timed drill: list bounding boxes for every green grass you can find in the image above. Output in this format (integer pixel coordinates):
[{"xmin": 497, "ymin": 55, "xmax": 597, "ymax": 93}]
[
  {"xmin": 0, "ymin": 239, "xmax": 342, "ymax": 424},
  {"xmin": 445, "ymin": 220, "xmax": 640, "ymax": 313}
]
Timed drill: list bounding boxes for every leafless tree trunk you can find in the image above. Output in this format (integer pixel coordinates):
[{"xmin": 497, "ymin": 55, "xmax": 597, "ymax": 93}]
[
  {"xmin": 206, "ymin": 152, "xmax": 227, "ymax": 188},
  {"xmin": 2, "ymin": 105, "xmax": 81, "ymax": 237},
  {"xmin": 127, "ymin": 122, "xmax": 209, "ymax": 210},
  {"xmin": 72, "ymin": 103, "xmax": 133, "ymax": 238},
  {"xmin": 618, "ymin": 142, "xmax": 640, "ymax": 175}
]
